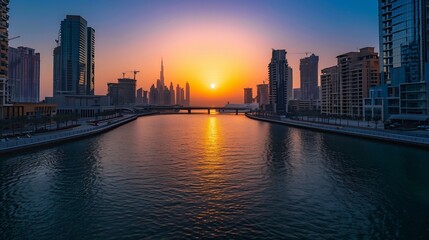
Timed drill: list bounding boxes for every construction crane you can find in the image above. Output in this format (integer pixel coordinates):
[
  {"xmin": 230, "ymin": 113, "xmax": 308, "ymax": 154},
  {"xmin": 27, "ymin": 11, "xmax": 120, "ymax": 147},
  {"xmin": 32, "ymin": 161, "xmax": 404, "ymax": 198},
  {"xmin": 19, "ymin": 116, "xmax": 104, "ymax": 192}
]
[
  {"xmin": 8, "ymin": 36, "xmax": 20, "ymax": 41},
  {"xmin": 289, "ymin": 52, "xmax": 312, "ymax": 57},
  {"xmin": 122, "ymin": 70, "xmax": 140, "ymax": 80}
]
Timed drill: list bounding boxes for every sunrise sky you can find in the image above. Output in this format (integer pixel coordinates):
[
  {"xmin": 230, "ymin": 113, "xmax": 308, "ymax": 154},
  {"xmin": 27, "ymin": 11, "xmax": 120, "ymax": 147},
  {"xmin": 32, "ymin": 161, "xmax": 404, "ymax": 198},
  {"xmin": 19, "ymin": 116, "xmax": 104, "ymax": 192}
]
[{"xmin": 8, "ymin": 0, "xmax": 378, "ymax": 106}]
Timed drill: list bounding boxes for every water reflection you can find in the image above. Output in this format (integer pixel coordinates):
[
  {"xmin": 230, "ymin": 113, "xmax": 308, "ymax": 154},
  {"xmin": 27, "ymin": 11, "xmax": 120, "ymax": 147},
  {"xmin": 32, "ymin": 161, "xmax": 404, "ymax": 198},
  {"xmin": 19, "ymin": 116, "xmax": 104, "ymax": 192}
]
[{"xmin": 2, "ymin": 115, "xmax": 429, "ymax": 239}]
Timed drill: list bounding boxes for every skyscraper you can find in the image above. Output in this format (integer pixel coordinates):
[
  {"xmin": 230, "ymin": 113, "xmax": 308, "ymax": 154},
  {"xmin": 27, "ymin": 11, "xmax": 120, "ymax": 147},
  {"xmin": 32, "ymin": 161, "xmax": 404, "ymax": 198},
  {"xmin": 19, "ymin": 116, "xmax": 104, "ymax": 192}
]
[
  {"xmin": 256, "ymin": 83, "xmax": 269, "ymax": 106},
  {"xmin": 8, "ymin": 47, "xmax": 40, "ymax": 102},
  {"xmin": 300, "ymin": 54, "xmax": 319, "ymax": 100},
  {"xmin": 169, "ymin": 82, "xmax": 175, "ymax": 105},
  {"xmin": 244, "ymin": 88, "xmax": 253, "ymax": 104},
  {"xmin": 158, "ymin": 59, "xmax": 165, "ymax": 105},
  {"xmin": 287, "ymin": 66, "xmax": 293, "ymax": 102},
  {"xmin": 378, "ymin": 0, "xmax": 429, "ymax": 115},
  {"xmin": 176, "ymin": 84, "xmax": 181, "ymax": 105},
  {"xmin": 0, "ymin": 0, "xmax": 10, "ymax": 110},
  {"xmin": 268, "ymin": 49, "xmax": 289, "ymax": 113},
  {"xmin": 53, "ymin": 15, "xmax": 95, "ymax": 96},
  {"xmin": 118, "ymin": 78, "xmax": 136, "ymax": 105},
  {"xmin": 136, "ymin": 88, "xmax": 143, "ymax": 104},
  {"xmin": 320, "ymin": 66, "xmax": 339, "ymax": 115},
  {"xmin": 185, "ymin": 81, "xmax": 190, "ymax": 106},
  {"xmin": 87, "ymin": 27, "xmax": 95, "ymax": 95}
]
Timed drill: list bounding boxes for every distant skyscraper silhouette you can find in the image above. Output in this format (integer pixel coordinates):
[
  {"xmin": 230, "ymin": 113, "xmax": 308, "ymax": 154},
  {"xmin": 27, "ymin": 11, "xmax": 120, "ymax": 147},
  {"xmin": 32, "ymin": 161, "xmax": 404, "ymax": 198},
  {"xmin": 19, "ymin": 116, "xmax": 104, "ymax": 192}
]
[
  {"xmin": 300, "ymin": 54, "xmax": 319, "ymax": 100},
  {"xmin": 149, "ymin": 84, "xmax": 158, "ymax": 105},
  {"xmin": 169, "ymin": 82, "xmax": 175, "ymax": 105},
  {"xmin": 287, "ymin": 66, "xmax": 293, "ymax": 102},
  {"xmin": 244, "ymin": 88, "xmax": 253, "ymax": 104},
  {"xmin": 268, "ymin": 49, "xmax": 289, "ymax": 113},
  {"xmin": 53, "ymin": 15, "xmax": 95, "ymax": 96},
  {"xmin": 185, "ymin": 81, "xmax": 190, "ymax": 106},
  {"xmin": 176, "ymin": 84, "xmax": 181, "ymax": 105},
  {"xmin": 256, "ymin": 83, "xmax": 269, "ymax": 107}
]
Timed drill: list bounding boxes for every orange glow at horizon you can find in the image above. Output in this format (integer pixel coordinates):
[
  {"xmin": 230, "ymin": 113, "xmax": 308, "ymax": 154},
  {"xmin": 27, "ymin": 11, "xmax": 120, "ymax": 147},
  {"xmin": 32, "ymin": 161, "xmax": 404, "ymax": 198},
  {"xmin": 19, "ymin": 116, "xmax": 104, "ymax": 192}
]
[{"xmin": 92, "ymin": 17, "xmax": 271, "ymax": 106}]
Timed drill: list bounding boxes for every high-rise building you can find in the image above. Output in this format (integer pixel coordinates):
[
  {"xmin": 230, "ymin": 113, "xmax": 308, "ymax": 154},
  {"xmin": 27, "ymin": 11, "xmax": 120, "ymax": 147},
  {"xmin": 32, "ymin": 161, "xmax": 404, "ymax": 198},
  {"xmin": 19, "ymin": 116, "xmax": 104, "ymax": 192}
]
[
  {"xmin": 169, "ymin": 82, "xmax": 175, "ymax": 105},
  {"xmin": 118, "ymin": 78, "xmax": 136, "ymax": 105},
  {"xmin": 256, "ymin": 83, "xmax": 269, "ymax": 106},
  {"xmin": 136, "ymin": 88, "xmax": 143, "ymax": 104},
  {"xmin": 87, "ymin": 27, "xmax": 95, "ymax": 95},
  {"xmin": 8, "ymin": 47, "xmax": 40, "ymax": 102},
  {"xmin": 176, "ymin": 84, "xmax": 181, "ymax": 105},
  {"xmin": 320, "ymin": 66, "xmax": 339, "ymax": 115},
  {"xmin": 149, "ymin": 84, "xmax": 158, "ymax": 105},
  {"xmin": 156, "ymin": 79, "xmax": 163, "ymax": 105},
  {"xmin": 329, "ymin": 47, "xmax": 379, "ymax": 117},
  {"xmin": 107, "ymin": 83, "xmax": 118, "ymax": 106},
  {"xmin": 244, "ymin": 88, "xmax": 253, "ymax": 104},
  {"xmin": 53, "ymin": 15, "xmax": 95, "ymax": 96},
  {"xmin": 300, "ymin": 54, "xmax": 319, "ymax": 100},
  {"xmin": 268, "ymin": 49, "xmax": 289, "ymax": 113},
  {"xmin": 180, "ymin": 87, "xmax": 185, "ymax": 105},
  {"xmin": 377, "ymin": 0, "xmax": 429, "ymax": 116},
  {"xmin": 164, "ymin": 86, "xmax": 171, "ymax": 105},
  {"xmin": 185, "ymin": 81, "xmax": 190, "ymax": 106},
  {"xmin": 0, "ymin": 0, "xmax": 10, "ymax": 111},
  {"xmin": 293, "ymin": 88, "xmax": 301, "ymax": 100},
  {"xmin": 143, "ymin": 90, "xmax": 148, "ymax": 104},
  {"xmin": 287, "ymin": 66, "xmax": 293, "ymax": 102}
]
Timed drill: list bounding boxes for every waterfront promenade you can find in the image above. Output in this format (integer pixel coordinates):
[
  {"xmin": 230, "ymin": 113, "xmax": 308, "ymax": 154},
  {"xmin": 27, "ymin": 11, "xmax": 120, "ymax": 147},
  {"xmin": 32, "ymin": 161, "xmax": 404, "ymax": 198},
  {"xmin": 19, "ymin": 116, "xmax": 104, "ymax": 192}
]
[
  {"xmin": 246, "ymin": 114, "xmax": 429, "ymax": 147},
  {"xmin": 0, "ymin": 114, "xmax": 151, "ymax": 154}
]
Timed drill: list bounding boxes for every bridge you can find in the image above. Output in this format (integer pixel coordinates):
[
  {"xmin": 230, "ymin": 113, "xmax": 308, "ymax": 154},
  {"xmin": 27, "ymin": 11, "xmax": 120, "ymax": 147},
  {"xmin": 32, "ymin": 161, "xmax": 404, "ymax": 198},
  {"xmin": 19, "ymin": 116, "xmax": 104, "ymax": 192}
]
[{"xmin": 133, "ymin": 105, "xmax": 252, "ymax": 115}]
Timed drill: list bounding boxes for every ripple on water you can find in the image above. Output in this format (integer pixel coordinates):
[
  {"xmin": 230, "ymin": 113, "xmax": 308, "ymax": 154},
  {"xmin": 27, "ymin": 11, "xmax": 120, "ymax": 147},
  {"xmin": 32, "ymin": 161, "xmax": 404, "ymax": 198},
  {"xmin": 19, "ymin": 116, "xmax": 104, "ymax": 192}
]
[{"xmin": 1, "ymin": 115, "xmax": 429, "ymax": 239}]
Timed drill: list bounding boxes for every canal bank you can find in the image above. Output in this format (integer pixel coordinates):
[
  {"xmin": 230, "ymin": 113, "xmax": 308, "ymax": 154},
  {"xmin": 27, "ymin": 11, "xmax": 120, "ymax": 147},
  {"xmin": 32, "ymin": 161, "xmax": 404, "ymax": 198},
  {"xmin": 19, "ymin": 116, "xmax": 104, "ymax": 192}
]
[
  {"xmin": 246, "ymin": 113, "xmax": 429, "ymax": 148},
  {"xmin": 0, "ymin": 112, "xmax": 156, "ymax": 155}
]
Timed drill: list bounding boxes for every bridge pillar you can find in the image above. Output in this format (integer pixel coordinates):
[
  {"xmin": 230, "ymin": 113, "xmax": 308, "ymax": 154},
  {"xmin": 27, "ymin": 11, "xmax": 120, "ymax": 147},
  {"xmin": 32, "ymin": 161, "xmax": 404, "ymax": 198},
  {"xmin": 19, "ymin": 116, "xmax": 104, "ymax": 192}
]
[
  {"xmin": 236, "ymin": 109, "xmax": 238, "ymax": 115},
  {"xmin": 188, "ymin": 109, "xmax": 191, "ymax": 114},
  {"xmin": 208, "ymin": 109, "xmax": 210, "ymax": 115}
]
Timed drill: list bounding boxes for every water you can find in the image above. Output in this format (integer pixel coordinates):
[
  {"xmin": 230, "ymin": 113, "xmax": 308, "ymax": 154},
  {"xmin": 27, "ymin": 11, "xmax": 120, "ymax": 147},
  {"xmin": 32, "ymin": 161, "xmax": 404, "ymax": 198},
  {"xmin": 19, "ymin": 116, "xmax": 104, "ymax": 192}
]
[{"xmin": 1, "ymin": 114, "xmax": 429, "ymax": 239}]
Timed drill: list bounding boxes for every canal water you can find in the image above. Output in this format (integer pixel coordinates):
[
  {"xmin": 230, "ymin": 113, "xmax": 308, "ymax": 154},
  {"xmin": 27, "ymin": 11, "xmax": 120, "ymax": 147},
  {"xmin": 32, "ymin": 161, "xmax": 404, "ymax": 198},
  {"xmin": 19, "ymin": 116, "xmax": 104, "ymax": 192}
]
[{"xmin": 1, "ymin": 114, "xmax": 429, "ymax": 239}]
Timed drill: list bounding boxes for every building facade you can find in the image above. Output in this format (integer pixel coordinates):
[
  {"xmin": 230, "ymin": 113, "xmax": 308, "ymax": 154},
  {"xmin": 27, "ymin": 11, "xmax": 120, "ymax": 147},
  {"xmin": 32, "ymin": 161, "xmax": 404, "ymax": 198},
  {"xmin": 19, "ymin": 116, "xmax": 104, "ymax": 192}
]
[
  {"xmin": 243, "ymin": 88, "xmax": 253, "ymax": 104},
  {"xmin": 117, "ymin": 78, "xmax": 136, "ymax": 105},
  {"xmin": 268, "ymin": 49, "xmax": 289, "ymax": 113},
  {"xmin": 185, "ymin": 81, "xmax": 190, "ymax": 106},
  {"xmin": 8, "ymin": 46, "xmax": 40, "ymax": 102},
  {"xmin": 256, "ymin": 83, "xmax": 269, "ymax": 107},
  {"xmin": 54, "ymin": 15, "xmax": 95, "ymax": 96},
  {"xmin": 377, "ymin": 0, "xmax": 429, "ymax": 117},
  {"xmin": 300, "ymin": 54, "xmax": 319, "ymax": 100},
  {"xmin": 287, "ymin": 66, "xmax": 293, "ymax": 102},
  {"xmin": 320, "ymin": 66, "xmax": 339, "ymax": 115},
  {"xmin": 337, "ymin": 47, "xmax": 379, "ymax": 117},
  {"xmin": 0, "ymin": 0, "xmax": 10, "ymax": 111},
  {"xmin": 107, "ymin": 83, "xmax": 118, "ymax": 106}
]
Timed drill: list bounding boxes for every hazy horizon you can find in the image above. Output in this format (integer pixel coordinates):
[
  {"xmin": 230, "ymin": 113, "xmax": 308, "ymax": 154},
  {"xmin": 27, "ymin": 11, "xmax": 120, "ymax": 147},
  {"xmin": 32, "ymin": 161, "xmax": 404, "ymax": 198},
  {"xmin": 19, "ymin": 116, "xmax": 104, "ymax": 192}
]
[{"xmin": 9, "ymin": 0, "xmax": 378, "ymax": 106}]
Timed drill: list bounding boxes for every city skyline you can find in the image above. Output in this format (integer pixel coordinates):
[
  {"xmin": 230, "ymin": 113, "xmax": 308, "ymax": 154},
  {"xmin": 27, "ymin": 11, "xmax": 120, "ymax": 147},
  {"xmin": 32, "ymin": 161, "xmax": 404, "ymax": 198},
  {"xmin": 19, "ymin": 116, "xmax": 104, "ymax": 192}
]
[{"xmin": 8, "ymin": 0, "xmax": 378, "ymax": 105}]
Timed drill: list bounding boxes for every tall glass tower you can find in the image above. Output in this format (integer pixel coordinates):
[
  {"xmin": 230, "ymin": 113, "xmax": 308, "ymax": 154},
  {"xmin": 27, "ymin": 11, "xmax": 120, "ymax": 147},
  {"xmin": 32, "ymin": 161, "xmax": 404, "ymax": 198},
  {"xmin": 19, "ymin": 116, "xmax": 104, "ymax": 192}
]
[
  {"xmin": 54, "ymin": 15, "xmax": 95, "ymax": 96},
  {"xmin": 379, "ymin": 0, "xmax": 429, "ymax": 115},
  {"xmin": 268, "ymin": 49, "xmax": 289, "ymax": 113}
]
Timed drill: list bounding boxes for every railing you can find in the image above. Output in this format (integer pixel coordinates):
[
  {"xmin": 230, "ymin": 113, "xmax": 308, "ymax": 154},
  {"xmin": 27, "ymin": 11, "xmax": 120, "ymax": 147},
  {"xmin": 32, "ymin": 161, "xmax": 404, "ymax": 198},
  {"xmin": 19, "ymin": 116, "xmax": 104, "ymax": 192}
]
[
  {"xmin": 0, "ymin": 115, "xmax": 136, "ymax": 151},
  {"xmin": 247, "ymin": 114, "xmax": 429, "ymax": 145}
]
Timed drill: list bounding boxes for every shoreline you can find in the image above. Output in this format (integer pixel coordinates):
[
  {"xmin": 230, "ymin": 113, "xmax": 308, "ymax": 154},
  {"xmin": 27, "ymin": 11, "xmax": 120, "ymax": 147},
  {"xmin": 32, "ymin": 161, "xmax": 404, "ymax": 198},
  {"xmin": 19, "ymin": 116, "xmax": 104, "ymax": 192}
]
[
  {"xmin": 0, "ymin": 112, "xmax": 157, "ymax": 155},
  {"xmin": 246, "ymin": 113, "xmax": 429, "ymax": 148}
]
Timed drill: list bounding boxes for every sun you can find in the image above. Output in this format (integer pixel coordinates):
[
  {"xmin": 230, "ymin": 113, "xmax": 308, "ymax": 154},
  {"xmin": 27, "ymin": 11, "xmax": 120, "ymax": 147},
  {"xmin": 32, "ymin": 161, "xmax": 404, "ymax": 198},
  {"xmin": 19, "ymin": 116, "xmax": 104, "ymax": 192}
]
[{"xmin": 210, "ymin": 83, "xmax": 216, "ymax": 89}]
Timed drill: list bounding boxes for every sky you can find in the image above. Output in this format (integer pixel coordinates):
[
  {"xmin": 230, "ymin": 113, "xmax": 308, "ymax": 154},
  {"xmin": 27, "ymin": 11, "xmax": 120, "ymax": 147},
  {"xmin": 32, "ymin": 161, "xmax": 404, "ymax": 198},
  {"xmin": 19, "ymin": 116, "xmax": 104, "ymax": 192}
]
[{"xmin": 8, "ymin": 0, "xmax": 379, "ymax": 106}]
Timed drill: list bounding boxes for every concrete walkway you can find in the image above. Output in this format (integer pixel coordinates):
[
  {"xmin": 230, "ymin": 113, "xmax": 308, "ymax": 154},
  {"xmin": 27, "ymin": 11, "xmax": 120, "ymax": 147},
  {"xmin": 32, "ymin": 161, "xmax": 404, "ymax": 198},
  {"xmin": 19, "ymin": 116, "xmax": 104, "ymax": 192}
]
[
  {"xmin": 246, "ymin": 114, "xmax": 429, "ymax": 147},
  {"xmin": 0, "ymin": 114, "xmax": 138, "ymax": 155}
]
